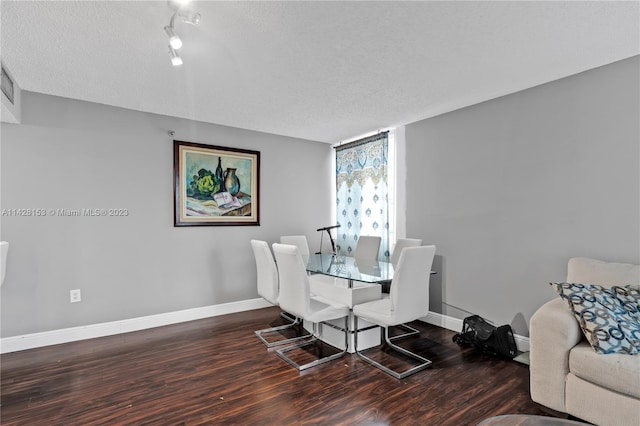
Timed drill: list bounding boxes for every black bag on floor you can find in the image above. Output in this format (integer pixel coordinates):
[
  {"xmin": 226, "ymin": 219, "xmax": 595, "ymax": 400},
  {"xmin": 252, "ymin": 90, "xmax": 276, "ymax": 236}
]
[{"xmin": 452, "ymin": 315, "xmax": 518, "ymax": 359}]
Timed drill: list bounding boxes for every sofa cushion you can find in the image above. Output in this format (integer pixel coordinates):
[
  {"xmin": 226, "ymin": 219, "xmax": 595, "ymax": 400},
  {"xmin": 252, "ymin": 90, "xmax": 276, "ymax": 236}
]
[
  {"xmin": 567, "ymin": 257, "xmax": 640, "ymax": 288},
  {"xmin": 552, "ymin": 283, "xmax": 640, "ymax": 355},
  {"xmin": 569, "ymin": 341, "xmax": 640, "ymax": 399}
]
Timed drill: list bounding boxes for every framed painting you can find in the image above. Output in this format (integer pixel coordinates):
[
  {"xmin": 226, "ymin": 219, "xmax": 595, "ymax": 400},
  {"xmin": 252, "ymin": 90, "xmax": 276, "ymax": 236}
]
[{"xmin": 174, "ymin": 140, "xmax": 260, "ymax": 226}]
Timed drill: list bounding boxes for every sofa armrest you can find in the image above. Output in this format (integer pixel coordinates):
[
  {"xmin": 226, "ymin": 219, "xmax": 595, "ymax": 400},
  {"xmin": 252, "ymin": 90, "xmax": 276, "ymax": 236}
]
[{"xmin": 529, "ymin": 297, "xmax": 583, "ymax": 413}]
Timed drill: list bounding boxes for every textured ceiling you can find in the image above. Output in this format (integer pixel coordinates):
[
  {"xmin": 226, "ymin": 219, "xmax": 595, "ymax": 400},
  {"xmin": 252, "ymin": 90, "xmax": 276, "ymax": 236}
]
[{"xmin": 1, "ymin": 1, "xmax": 638, "ymax": 143}]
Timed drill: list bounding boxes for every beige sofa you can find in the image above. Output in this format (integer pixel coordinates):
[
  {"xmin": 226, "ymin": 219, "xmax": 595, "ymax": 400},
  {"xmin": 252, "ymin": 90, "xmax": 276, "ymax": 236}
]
[{"xmin": 530, "ymin": 257, "xmax": 640, "ymax": 426}]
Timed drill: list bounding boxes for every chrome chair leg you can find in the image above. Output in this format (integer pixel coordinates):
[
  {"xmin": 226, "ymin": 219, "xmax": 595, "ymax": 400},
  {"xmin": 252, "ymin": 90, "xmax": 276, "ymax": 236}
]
[
  {"xmin": 280, "ymin": 311, "xmax": 296, "ymax": 322},
  {"xmin": 255, "ymin": 316, "xmax": 312, "ymax": 348},
  {"xmin": 354, "ymin": 316, "xmax": 432, "ymax": 379},
  {"xmin": 389, "ymin": 323, "xmax": 420, "ymax": 341},
  {"xmin": 275, "ymin": 317, "xmax": 349, "ymax": 371},
  {"xmin": 380, "ymin": 291, "xmax": 420, "ymax": 341}
]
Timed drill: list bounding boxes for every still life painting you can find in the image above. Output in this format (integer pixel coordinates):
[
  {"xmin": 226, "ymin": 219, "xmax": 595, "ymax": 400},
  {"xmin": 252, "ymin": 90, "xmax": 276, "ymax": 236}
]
[{"xmin": 174, "ymin": 140, "xmax": 260, "ymax": 226}]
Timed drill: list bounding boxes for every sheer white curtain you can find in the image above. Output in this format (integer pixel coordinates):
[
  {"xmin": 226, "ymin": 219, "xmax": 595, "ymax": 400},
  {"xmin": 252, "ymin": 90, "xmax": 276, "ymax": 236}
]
[{"xmin": 335, "ymin": 131, "xmax": 390, "ymax": 260}]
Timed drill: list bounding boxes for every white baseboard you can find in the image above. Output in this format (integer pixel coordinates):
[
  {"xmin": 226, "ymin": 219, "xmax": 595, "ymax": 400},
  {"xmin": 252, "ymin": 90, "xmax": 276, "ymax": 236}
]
[
  {"xmin": 0, "ymin": 303, "xmax": 529, "ymax": 354},
  {"xmin": 0, "ymin": 298, "xmax": 272, "ymax": 354},
  {"xmin": 420, "ymin": 311, "xmax": 530, "ymax": 352},
  {"xmin": 422, "ymin": 311, "xmax": 464, "ymax": 332}
]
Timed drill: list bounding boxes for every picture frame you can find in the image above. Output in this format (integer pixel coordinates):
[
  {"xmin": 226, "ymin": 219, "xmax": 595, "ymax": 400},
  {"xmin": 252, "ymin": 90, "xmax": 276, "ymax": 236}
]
[{"xmin": 174, "ymin": 140, "xmax": 260, "ymax": 226}]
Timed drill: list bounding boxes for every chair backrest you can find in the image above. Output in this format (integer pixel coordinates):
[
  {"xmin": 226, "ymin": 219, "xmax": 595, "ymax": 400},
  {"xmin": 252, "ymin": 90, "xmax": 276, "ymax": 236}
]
[
  {"xmin": 354, "ymin": 236, "xmax": 381, "ymax": 260},
  {"xmin": 251, "ymin": 240, "xmax": 279, "ymax": 305},
  {"xmin": 272, "ymin": 243, "xmax": 311, "ymax": 320},
  {"xmin": 390, "ymin": 238, "xmax": 422, "ymax": 264},
  {"xmin": 389, "ymin": 245, "xmax": 436, "ymax": 324},
  {"xmin": 0, "ymin": 241, "xmax": 8, "ymax": 287},
  {"xmin": 279, "ymin": 235, "xmax": 310, "ymax": 257}
]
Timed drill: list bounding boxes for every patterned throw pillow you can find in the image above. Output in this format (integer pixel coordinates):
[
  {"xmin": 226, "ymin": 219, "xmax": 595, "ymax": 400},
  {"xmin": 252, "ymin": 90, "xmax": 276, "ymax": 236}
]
[{"xmin": 551, "ymin": 282, "xmax": 640, "ymax": 355}]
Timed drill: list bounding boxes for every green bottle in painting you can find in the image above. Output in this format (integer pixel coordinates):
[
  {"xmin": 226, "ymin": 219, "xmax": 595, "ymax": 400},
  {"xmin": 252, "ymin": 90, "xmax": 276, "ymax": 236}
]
[{"xmin": 215, "ymin": 156, "xmax": 225, "ymax": 192}]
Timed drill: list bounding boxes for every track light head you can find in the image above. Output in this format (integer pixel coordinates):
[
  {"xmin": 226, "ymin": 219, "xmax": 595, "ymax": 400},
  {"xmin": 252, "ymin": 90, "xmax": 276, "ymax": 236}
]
[
  {"xmin": 164, "ymin": 25, "xmax": 182, "ymax": 50},
  {"xmin": 169, "ymin": 45, "xmax": 183, "ymax": 66}
]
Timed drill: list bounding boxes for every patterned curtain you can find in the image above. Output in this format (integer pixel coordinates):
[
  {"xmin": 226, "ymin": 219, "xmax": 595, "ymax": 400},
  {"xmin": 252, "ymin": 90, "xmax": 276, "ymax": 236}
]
[{"xmin": 335, "ymin": 132, "xmax": 389, "ymax": 260}]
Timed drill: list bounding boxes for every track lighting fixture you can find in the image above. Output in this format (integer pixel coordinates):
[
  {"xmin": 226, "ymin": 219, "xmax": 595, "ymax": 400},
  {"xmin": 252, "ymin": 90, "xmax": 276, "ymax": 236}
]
[
  {"xmin": 164, "ymin": 0, "xmax": 201, "ymax": 66},
  {"xmin": 169, "ymin": 45, "xmax": 183, "ymax": 66},
  {"xmin": 164, "ymin": 25, "xmax": 182, "ymax": 50}
]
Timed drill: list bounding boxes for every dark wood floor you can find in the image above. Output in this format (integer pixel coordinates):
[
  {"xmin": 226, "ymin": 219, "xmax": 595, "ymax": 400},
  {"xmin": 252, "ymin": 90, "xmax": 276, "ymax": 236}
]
[{"xmin": 1, "ymin": 307, "xmax": 558, "ymax": 425}]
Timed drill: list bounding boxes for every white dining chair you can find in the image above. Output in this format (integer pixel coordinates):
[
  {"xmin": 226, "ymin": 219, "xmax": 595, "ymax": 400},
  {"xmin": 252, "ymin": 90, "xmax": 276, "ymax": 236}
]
[
  {"xmin": 353, "ymin": 245, "xmax": 436, "ymax": 379},
  {"xmin": 390, "ymin": 238, "xmax": 423, "ymax": 264},
  {"xmin": 384, "ymin": 238, "xmax": 423, "ymax": 291},
  {"xmin": 251, "ymin": 240, "xmax": 311, "ymax": 348},
  {"xmin": 281, "ymin": 235, "xmax": 316, "ymax": 283},
  {"xmin": 383, "ymin": 238, "xmax": 423, "ymax": 340},
  {"xmin": 354, "ymin": 235, "xmax": 381, "ymax": 260},
  {"xmin": 280, "ymin": 235, "xmax": 310, "ymax": 257},
  {"xmin": 272, "ymin": 243, "xmax": 350, "ymax": 371}
]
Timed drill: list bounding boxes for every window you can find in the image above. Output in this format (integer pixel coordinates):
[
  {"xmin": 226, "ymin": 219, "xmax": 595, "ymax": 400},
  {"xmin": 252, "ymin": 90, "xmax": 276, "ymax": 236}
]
[{"xmin": 335, "ymin": 130, "xmax": 394, "ymax": 259}]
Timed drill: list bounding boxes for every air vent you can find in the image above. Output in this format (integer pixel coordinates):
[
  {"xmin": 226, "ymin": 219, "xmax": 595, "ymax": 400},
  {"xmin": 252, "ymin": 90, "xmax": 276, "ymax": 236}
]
[{"xmin": 1, "ymin": 66, "xmax": 15, "ymax": 104}]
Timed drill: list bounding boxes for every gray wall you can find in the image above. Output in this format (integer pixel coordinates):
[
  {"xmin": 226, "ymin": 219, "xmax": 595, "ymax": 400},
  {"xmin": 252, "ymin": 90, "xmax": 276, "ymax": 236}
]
[
  {"xmin": 1, "ymin": 92, "xmax": 333, "ymax": 337},
  {"xmin": 3, "ymin": 58, "xmax": 638, "ymax": 340},
  {"xmin": 406, "ymin": 56, "xmax": 640, "ymax": 335}
]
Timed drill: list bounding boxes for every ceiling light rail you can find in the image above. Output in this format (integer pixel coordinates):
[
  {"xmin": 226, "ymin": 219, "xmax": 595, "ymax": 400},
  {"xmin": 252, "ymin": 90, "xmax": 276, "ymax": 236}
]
[{"xmin": 164, "ymin": 0, "xmax": 201, "ymax": 67}]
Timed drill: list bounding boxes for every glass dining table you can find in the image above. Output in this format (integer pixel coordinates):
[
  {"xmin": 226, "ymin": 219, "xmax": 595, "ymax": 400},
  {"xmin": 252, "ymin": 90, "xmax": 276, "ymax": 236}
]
[
  {"xmin": 303, "ymin": 253, "xmax": 438, "ymax": 353},
  {"xmin": 305, "ymin": 253, "xmax": 435, "ymax": 286},
  {"xmin": 304, "ymin": 253, "xmax": 395, "ymax": 288},
  {"xmin": 302, "ymin": 253, "xmax": 436, "ymax": 352}
]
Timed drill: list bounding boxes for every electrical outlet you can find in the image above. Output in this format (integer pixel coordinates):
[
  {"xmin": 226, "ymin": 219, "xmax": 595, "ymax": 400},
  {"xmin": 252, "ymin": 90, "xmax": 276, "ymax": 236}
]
[{"xmin": 70, "ymin": 289, "xmax": 81, "ymax": 303}]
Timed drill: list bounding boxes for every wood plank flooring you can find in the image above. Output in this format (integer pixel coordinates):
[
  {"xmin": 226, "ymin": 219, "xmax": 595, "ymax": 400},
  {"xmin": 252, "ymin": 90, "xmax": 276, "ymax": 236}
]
[{"xmin": 1, "ymin": 307, "xmax": 561, "ymax": 425}]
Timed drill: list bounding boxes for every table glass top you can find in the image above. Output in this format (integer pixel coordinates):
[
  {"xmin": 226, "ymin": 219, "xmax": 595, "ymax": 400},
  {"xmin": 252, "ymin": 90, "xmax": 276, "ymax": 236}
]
[{"xmin": 304, "ymin": 254, "xmax": 395, "ymax": 284}]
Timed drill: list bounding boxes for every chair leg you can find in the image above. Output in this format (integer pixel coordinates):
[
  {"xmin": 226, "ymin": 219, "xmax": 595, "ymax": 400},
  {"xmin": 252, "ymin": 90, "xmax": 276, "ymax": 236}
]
[
  {"xmin": 354, "ymin": 316, "xmax": 432, "ymax": 379},
  {"xmin": 275, "ymin": 317, "xmax": 348, "ymax": 371},
  {"xmin": 380, "ymin": 294, "xmax": 419, "ymax": 341},
  {"xmin": 280, "ymin": 311, "xmax": 296, "ymax": 322},
  {"xmin": 254, "ymin": 316, "xmax": 312, "ymax": 348},
  {"xmin": 389, "ymin": 323, "xmax": 420, "ymax": 341}
]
